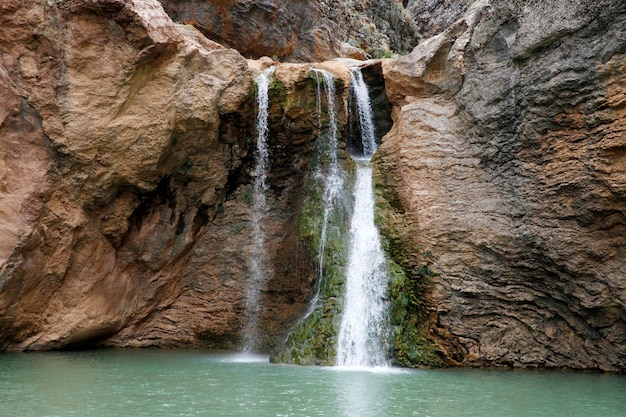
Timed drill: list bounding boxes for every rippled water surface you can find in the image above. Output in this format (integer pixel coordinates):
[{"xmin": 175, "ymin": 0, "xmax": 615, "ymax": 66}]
[{"xmin": 0, "ymin": 350, "xmax": 624, "ymax": 417}]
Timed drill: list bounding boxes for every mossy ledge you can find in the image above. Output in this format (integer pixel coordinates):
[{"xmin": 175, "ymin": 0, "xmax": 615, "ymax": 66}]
[{"xmin": 271, "ymin": 150, "xmax": 354, "ymax": 365}]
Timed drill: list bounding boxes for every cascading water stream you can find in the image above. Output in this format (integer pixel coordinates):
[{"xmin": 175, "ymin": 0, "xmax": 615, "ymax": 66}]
[
  {"xmin": 242, "ymin": 67, "xmax": 275, "ymax": 353},
  {"xmin": 305, "ymin": 69, "xmax": 344, "ymax": 317},
  {"xmin": 349, "ymin": 69, "xmax": 378, "ymax": 158},
  {"xmin": 336, "ymin": 68, "xmax": 390, "ymax": 368}
]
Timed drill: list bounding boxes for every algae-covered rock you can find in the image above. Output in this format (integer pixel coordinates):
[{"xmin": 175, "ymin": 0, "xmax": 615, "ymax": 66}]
[{"xmin": 272, "ymin": 74, "xmax": 353, "ymax": 365}]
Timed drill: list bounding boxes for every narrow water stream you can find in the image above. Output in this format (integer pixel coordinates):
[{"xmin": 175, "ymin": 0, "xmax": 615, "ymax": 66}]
[
  {"xmin": 306, "ymin": 68, "xmax": 344, "ymax": 317},
  {"xmin": 243, "ymin": 66, "xmax": 275, "ymax": 352}
]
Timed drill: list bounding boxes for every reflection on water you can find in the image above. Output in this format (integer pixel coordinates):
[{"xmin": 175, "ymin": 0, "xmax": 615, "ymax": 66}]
[
  {"xmin": 334, "ymin": 368, "xmax": 391, "ymax": 417},
  {"xmin": 0, "ymin": 350, "xmax": 624, "ymax": 417},
  {"xmin": 218, "ymin": 352, "xmax": 270, "ymax": 363}
]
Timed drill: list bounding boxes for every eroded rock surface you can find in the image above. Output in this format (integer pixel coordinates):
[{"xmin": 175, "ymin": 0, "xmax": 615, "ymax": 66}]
[
  {"xmin": 379, "ymin": 0, "xmax": 626, "ymax": 370},
  {"xmin": 0, "ymin": 0, "xmax": 342, "ymax": 351},
  {"xmin": 406, "ymin": 0, "xmax": 472, "ymax": 38},
  {"xmin": 158, "ymin": 0, "xmax": 419, "ymax": 61}
]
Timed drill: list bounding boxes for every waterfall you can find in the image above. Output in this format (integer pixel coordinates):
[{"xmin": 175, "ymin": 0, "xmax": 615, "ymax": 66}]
[
  {"xmin": 349, "ymin": 69, "xmax": 378, "ymax": 159},
  {"xmin": 306, "ymin": 69, "xmax": 344, "ymax": 317},
  {"xmin": 243, "ymin": 67, "xmax": 275, "ymax": 353},
  {"xmin": 336, "ymin": 68, "xmax": 390, "ymax": 367}
]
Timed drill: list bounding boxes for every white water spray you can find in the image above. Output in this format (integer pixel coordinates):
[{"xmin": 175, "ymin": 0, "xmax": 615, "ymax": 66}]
[
  {"xmin": 350, "ymin": 69, "xmax": 378, "ymax": 158},
  {"xmin": 306, "ymin": 69, "xmax": 344, "ymax": 316},
  {"xmin": 243, "ymin": 67, "xmax": 275, "ymax": 352},
  {"xmin": 336, "ymin": 68, "xmax": 390, "ymax": 367}
]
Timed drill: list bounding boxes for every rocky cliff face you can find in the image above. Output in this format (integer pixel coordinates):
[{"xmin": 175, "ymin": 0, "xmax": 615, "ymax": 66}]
[
  {"xmin": 0, "ymin": 0, "xmax": 624, "ymax": 371},
  {"xmin": 0, "ymin": 0, "xmax": 343, "ymax": 351},
  {"xmin": 158, "ymin": 0, "xmax": 419, "ymax": 61},
  {"xmin": 379, "ymin": 0, "xmax": 626, "ymax": 370},
  {"xmin": 406, "ymin": 0, "xmax": 471, "ymax": 38}
]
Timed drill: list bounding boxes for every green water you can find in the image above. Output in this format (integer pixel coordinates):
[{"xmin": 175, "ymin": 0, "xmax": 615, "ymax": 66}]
[{"xmin": 0, "ymin": 350, "xmax": 624, "ymax": 417}]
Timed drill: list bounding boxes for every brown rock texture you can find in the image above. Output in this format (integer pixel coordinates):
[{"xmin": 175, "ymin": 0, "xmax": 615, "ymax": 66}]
[
  {"xmin": 0, "ymin": 68, "xmax": 52, "ymax": 266},
  {"xmin": 158, "ymin": 0, "xmax": 419, "ymax": 62},
  {"xmin": 378, "ymin": 0, "xmax": 626, "ymax": 370},
  {"xmin": 0, "ymin": 0, "xmax": 340, "ymax": 351}
]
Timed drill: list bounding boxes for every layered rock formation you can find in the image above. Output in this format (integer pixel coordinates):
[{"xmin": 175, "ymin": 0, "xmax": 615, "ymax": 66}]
[
  {"xmin": 158, "ymin": 0, "xmax": 419, "ymax": 61},
  {"xmin": 406, "ymin": 0, "xmax": 471, "ymax": 38},
  {"xmin": 378, "ymin": 0, "xmax": 626, "ymax": 370}
]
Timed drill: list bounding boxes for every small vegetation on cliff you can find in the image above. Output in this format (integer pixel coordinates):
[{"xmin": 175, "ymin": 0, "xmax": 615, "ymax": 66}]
[
  {"xmin": 271, "ymin": 170, "xmax": 351, "ymax": 365},
  {"xmin": 268, "ymin": 79, "xmax": 287, "ymax": 107},
  {"xmin": 271, "ymin": 80, "xmax": 352, "ymax": 364},
  {"xmin": 242, "ymin": 188, "xmax": 253, "ymax": 205},
  {"xmin": 372, "ymin": 49, "xmax": 394, "ymax": 59},
  {"xmin": 374, "ymin": 166, "xmax": 443, "ymax": 368}
]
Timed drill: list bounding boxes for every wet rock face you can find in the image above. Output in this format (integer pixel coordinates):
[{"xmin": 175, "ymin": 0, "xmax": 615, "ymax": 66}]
[
  {"xmin": 158, "ymin": 0, "xmax": 419, "ymax": 61},
  {"xmin": 379, "ymin": 0, "xmax": 626, "ymax": 370}
]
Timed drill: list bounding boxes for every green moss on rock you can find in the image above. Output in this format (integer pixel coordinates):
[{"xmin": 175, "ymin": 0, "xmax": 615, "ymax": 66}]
[
  {"xmin": 373, "ymin": 163, "xmax": 444, "ymax": 368},
  {"xmin": 268, "ymin": 79, "xmax": 287, "ymax": 104},
  {"xmin": 271, "ymin": 139, "xmax": 352, "ymax": 366}
]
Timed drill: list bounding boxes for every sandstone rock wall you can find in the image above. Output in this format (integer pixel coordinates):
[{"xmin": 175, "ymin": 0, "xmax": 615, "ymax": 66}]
[
  {"xmin": 379, "ymin": 0, "xmax": 626, "ymax": 370},
  {"xmin": 0, "ymin": 0, "xmax": 340, "ymax": 351}
]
